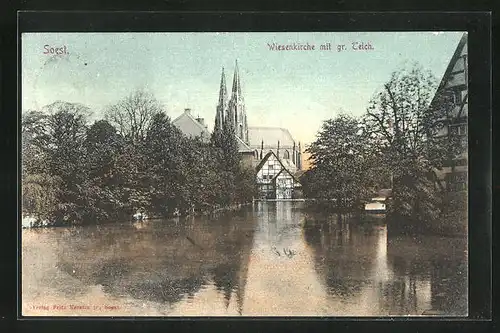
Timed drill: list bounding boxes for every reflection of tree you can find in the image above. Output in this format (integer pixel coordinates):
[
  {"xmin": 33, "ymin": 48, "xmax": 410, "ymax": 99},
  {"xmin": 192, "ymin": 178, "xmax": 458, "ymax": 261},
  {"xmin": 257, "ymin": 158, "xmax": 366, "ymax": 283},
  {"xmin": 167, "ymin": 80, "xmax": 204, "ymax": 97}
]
[
  {"xmin": 429, "ymin": 258, "xmax": 467, "ymax": 315},
  {"xmin": 374, "ymin": 276, "xmax": 420, "ymax": 315},
  {"xmin": 303, "ymin": 217, "xmax": 378, "ymax": 300},
  {"xmin": 127, "ymin": 276, "xmax": 206, "ymax": 304},
  {"xmin": 210, "ymin": 213, "xmax": 255, "ymax": 315},
  {"xmin": 386, "ymin": 236, "xmax": 467, "ymax": 315},
  {"xmin": 213, "ymin": 263, "xmax": 238, "ymax": 309},
  {"xmin": 55, "ymin": 212, "xmax": 255, "ymax": 310}
]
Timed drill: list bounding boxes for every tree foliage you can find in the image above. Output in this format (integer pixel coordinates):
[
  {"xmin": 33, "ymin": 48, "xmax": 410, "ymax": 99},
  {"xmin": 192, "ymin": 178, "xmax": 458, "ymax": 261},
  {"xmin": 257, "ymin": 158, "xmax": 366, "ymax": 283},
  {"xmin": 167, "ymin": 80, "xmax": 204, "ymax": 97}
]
[
  {"xmin": 303, "ymin": 63, "xmax": 458, "ymax": 226},
  {"xmin": 104, "ymin": 90, "xmax": 163, "ymax": 145},
  {"xmin": 364, "ymin": 63, "xmax": 457, "ymax": 223},
  {"xmin": 21, "ymin": 91, "xmax": 257, "ymax": 226},
  {"xmin": 303, "ymin": 113, "xmax": 387, "ymax": 211}
]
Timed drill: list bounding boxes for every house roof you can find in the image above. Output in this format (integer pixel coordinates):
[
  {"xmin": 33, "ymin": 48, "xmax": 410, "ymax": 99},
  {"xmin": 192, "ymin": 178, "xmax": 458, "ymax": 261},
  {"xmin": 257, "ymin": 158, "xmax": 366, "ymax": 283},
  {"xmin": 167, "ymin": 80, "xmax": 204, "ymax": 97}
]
[
  {"xmin": 294, "ymin": 169, "xmax": 306, "ymax": 179},
  {"xmin": 430, "ymin": 33, "xmax": 468, "ymax": 108},
  {"xmin": 280, "ymin": 158, "xmax": 297, "ymax": 173},
  {"xmin": 271, "ymin": 167, "xmax": 301, "ymax": 186},
  {"xmin": 248, "ymin": 126, "xmax": 295, "ymax": 148},
  {"xmin": 436, "ymin": 33, "xmax": 468, "ymax": 92},
  {"xmin": 256, "ymin": 151, "xmax": 300, "ymax": 184},
  {"xmin": 172, "ymin": 110, "xmax": 211, "ymax": 141}
]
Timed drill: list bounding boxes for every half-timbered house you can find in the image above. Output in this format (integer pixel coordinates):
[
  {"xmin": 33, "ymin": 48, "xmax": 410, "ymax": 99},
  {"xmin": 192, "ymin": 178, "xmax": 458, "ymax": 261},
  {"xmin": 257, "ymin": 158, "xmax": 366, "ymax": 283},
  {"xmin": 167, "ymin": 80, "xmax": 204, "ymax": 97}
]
[{"xmin": 255, "ymin": 151, "xmax": 301, "ymax": 200}]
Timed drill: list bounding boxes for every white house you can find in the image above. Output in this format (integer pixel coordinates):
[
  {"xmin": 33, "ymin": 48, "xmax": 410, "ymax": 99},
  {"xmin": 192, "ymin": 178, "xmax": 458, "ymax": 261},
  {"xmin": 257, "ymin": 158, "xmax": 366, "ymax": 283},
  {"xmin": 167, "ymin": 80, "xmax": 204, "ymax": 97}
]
[
  {"xmin": 172, "ymin": 108, "xmax": 211, "ymax": 142},
  {"xmin": 256, "ymin": 151, "xmax": 301, "ymax": 200}
]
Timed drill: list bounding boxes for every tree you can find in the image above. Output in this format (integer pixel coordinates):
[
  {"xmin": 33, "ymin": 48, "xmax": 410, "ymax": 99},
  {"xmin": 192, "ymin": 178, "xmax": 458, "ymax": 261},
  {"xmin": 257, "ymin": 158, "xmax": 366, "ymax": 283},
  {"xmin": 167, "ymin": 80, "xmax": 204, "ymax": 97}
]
[
  {"xmin": 364, "ymin": 63, "xmax": 459, "ymax": 223},
  {"xmin": 21, "ymin": 91, "xmax": 258, "ymax": 225},
  {"xmin": 105, "ymin": 90, "xmax": 163, "ymax": 145},
  {"xmin": 85, "ymin": 120, "xmax": 123, "ymax": 181},
  {"xmin": 144, "ymin": 112, "xmax": 189, "ymax": 215},
  {"xmin": 22, "ymin": 111, "xmax": 50, "ymax": 178},
  {"xmin": 21, "ymin": 111, "xmax": 62, "ymax": 224},
  {"xmin": 235, "ymin": 166, "xmax": 258, "ymax": 204},
  {"xmin": 211, "ymin": 120, "xmax": 240, "ymax": 168},
  {"xmin": 80, "ymin": 120, "xmax": 125, "ymax": 221},
  {"xmin": 44, "ymin": 102, "xmax": 90, "ymax": 224},
  {"xmin": 304, "ymin": 113, "xmax": 378, "ymax": 211},
  {"xmin": 44, "ymin": 102, "xmax": 89, "ymax": 180},
  {"xmin": 210, "ymin": 119, "xmax": 241, "ymax": 205},
  {"xmin": 21, "ymin": 102, "xmax": 91, "ymax": 225}
]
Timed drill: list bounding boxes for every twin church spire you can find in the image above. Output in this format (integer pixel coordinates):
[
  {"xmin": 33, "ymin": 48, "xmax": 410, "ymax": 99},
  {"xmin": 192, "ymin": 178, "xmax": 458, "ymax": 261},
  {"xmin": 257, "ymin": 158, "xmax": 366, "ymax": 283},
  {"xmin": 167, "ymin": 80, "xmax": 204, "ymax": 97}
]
[{"xmin": 215, "ymin": 61, "xmax": 248, "ymax": 144}]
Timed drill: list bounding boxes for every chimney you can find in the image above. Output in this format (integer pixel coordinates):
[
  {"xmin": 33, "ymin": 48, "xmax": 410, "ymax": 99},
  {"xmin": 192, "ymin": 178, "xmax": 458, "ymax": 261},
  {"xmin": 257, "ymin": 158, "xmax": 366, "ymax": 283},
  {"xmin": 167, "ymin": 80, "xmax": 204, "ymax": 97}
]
[
  {"xmin": 196, "ymin": 117, "xmax": 206, "ymax": 127},
  {"xmin": 184, "ymin": 108, "xmax": 191, "ymax": 114}
]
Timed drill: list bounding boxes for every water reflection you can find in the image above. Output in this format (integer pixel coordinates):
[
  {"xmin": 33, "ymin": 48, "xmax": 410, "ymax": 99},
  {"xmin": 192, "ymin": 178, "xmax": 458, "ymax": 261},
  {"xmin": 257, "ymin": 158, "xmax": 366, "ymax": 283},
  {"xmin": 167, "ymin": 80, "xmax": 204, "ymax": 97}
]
[
  {"xmin": 302, "ymin": 214, "xmax": 467, "ymax": 316},
  {"xmin": 386, "ymin": 235, "xmax": 467, "ymax": 315},
  {"xmin": 22, "ymin": 202, "xmax": 467, "ymax": 316},
  {"xmin": 242, "ymin": 202, "xmax": 330, "ymax": 316}
]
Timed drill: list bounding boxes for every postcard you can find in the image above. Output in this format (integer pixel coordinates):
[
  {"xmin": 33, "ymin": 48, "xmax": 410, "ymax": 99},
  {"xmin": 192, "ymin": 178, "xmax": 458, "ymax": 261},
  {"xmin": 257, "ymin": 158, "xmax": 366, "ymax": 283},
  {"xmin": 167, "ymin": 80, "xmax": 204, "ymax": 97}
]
[{"xmin": 21, "ymin": 31, "xmax": 468, "ymax": 317}]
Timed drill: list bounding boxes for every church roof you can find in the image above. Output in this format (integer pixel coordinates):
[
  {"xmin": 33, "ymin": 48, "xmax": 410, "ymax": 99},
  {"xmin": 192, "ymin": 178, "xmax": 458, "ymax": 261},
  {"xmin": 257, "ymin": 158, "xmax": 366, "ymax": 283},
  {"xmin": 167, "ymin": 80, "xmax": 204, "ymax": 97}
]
[
  {"xmin": 172, "ymin": 109, "xmax": 210, "ymax": 142},
  {"xmin": 235, "ymin": 135, "xmax": 253, "ymax": 153},
  {"xmin": 248, "ymin": 126, "xmax": 295, "ymax": 148}
]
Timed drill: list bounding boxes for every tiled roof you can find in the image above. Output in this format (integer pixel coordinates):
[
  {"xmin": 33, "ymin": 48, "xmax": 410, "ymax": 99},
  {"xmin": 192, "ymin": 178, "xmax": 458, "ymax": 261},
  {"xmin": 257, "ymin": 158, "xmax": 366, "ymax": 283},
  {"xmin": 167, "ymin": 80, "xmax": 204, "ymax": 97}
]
[{"xmin": 248, "ymin": 126, "xmax": 295, "ymax": 148}]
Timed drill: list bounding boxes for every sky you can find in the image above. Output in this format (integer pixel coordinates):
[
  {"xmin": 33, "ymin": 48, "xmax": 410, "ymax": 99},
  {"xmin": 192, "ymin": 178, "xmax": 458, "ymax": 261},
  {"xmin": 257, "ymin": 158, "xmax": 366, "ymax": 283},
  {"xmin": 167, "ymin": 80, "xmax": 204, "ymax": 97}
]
[{"xmin": 22, "ymin": 32, "xmax": 464, "ymax": 146}]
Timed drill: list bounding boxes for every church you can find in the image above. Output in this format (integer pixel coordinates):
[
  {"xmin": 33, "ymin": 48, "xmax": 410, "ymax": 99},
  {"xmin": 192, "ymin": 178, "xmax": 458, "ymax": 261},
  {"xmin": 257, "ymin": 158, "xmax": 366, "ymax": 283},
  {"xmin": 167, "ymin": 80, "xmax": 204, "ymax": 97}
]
[
  {"xmin": 173, "ymin": 61, "xmax": 303, "ymax": 172},
  {"xmin": 173, "ymin": 61, "xmax": 303, "ymax": 199},
  {"xmin": 213, "ymin": 61, "xmax": 303, "ymax": 172}
]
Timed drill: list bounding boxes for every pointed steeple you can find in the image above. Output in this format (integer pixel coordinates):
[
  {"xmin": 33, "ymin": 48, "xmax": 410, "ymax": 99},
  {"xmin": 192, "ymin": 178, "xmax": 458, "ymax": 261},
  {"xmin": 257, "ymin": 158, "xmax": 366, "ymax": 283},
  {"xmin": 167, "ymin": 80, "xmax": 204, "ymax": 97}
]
[
  {"xmin": 232, "ymin": 60, "xmax": 242, "ymax": 99},
  {"xmin": 219, "ymin": 67, "xmax": 228, "ymax": 106},
  {"xmin": 215, "ymin": 67, "xmax": 228, "ymax": 132},
  {"xmin": 227, "ymin": 60, "xmax": 248, "ymax": 144}
]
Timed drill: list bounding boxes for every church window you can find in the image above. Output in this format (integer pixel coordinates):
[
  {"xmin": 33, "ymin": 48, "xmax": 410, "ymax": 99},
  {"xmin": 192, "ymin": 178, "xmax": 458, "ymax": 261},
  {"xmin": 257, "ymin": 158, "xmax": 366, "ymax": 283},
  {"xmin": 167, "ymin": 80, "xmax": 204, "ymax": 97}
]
[
  {"xmin": 284, "ymin": 150, "xmax": 290, "ymax": 159},
  {"xmin": 254, "ymin": 150, "xmax": 259, "ymax": 159}
]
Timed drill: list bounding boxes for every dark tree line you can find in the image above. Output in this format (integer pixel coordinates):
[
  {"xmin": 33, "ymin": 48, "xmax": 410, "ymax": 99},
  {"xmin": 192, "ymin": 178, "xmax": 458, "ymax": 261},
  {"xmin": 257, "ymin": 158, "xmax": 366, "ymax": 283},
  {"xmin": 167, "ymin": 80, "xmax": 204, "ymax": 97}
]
[
  {"xmin": 22, "ymin": 91, "xmax": 257, "ymax": 226},
  {"xmin": 302, "ymin": 63, "xmax": 464, "ymax": 229}
]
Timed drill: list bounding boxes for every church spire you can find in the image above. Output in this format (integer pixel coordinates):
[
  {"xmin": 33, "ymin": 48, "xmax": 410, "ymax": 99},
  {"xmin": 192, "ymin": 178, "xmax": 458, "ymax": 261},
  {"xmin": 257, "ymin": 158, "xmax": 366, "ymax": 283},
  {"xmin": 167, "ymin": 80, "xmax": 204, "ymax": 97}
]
[
  {"xmin": 215, "ymin": 67, "xmax": 227, "ymax": 132},
  {"xmin": 232, "ymin": 60, "xmax": 242, "ymax": 99},
  {"xmin": 228, "ymin": 60, "xmax": 248, "ymax": 144},
  {"xmin": 219, "ymin": 67, "xmax": 228, "ymax": 106}
]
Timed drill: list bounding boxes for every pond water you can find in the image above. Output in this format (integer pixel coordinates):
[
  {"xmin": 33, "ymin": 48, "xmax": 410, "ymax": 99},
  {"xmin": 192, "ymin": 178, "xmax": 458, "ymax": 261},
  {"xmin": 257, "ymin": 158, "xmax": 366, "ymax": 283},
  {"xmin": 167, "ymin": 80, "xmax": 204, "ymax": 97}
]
[{"xmin": 21, "ymin": 201, "xmax": 467, "ymax": 316}]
